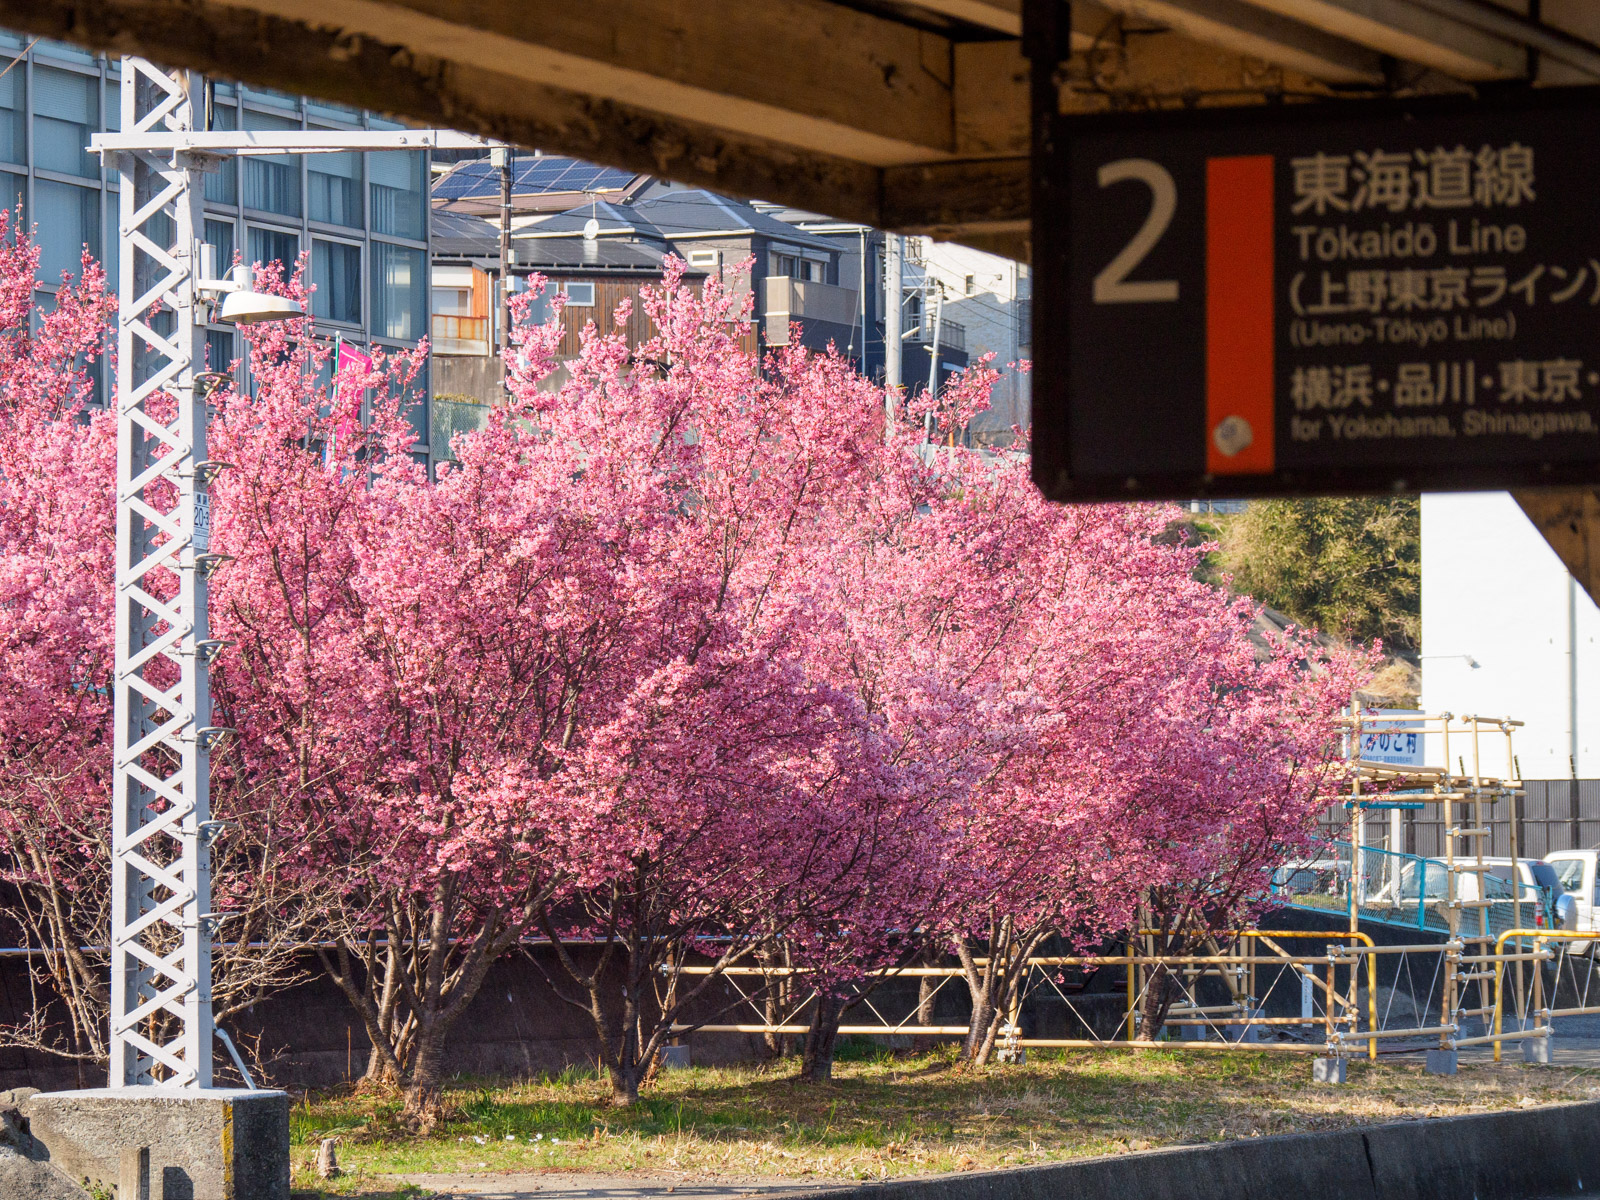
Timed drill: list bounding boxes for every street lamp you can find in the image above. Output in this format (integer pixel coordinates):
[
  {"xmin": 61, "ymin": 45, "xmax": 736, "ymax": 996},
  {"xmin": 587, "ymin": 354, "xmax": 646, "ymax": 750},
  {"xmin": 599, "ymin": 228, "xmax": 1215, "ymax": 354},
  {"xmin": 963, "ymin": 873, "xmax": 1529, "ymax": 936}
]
[{"xmin": 213, "ymin": 265, "xmax": 301, "ymax": 326}]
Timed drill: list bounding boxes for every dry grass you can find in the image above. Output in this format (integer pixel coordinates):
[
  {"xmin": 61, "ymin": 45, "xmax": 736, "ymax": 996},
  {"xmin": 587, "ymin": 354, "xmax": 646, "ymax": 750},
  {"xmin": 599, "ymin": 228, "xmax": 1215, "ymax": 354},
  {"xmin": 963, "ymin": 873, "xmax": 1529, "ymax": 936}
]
[{"xmin": 289, "ymin": 1043, "xmax": 1600, "ymax": 1196}]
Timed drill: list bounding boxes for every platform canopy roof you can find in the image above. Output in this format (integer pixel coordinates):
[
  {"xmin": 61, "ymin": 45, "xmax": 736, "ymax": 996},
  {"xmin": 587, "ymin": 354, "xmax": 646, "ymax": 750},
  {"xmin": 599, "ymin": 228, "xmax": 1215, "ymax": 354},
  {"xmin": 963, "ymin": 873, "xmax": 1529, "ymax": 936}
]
[
  {"xmin": 4, "ymin": 0, "xmax": 1597, "ymax": 592},
  {"xmin": 4, "ymin": 0, "xmax": 1599, "ymax": 267}
]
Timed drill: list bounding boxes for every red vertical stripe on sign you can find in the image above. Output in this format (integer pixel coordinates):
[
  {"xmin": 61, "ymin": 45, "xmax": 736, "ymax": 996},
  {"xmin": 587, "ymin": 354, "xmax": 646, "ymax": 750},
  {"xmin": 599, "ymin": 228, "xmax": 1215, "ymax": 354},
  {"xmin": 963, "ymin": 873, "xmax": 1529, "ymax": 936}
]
[{"xmin": 1206, "ymin": 155, "xmax": 1275, "ymax": 476}]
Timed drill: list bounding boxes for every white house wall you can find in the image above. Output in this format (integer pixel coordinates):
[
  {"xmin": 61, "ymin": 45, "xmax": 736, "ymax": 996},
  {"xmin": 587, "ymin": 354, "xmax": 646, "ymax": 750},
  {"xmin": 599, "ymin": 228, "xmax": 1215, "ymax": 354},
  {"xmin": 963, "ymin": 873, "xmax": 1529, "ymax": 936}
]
[
  {"xmin": 918, "ymin": 240, "xmax": 1030, "ymax": 444},
  {"xmin": 1421, "ymin": 491, "xmax": 1599, "ymax": 780}
]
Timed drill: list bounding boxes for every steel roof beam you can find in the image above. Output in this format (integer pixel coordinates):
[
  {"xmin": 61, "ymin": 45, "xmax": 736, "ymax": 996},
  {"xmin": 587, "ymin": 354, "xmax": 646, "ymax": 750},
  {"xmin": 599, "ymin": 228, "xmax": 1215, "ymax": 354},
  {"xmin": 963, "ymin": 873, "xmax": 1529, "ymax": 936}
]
[
  {"xmin": 1234, "ymin": 0, "xmax": 1527, "ymax": 79},
  {"xmin": 1405, "ymin": 0, "xmax": 1600, "ymax": 80},
  {"xmin": 1094, "ymin": 0, "xmax": 1388, "ymax": 84}
]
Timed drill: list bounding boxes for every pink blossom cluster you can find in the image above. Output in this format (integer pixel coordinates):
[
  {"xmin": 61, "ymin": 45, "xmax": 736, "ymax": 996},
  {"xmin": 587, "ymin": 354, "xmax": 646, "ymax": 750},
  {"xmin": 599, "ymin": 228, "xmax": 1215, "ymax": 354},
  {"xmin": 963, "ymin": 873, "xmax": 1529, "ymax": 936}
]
[{"xmin": 0, "ymin": 234, "xmax": 1369, "ymax": 1103}]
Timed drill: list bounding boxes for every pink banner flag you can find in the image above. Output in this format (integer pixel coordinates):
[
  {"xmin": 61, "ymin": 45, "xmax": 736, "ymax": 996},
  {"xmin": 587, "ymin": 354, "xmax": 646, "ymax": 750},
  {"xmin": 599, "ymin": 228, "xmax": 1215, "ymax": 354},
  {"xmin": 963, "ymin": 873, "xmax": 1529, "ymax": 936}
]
[{"xmin": 325, "ymin": 340, "xmax": 374, "ymax": 471}]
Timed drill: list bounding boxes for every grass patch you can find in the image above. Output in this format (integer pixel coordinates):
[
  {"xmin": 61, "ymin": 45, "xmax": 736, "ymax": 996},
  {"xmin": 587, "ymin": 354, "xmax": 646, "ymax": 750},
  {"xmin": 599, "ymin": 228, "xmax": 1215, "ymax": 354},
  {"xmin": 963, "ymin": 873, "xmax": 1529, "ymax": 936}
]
[{"xmin": 290, "ymin": 1046, "xmax": 1600, "ymax": 1196}]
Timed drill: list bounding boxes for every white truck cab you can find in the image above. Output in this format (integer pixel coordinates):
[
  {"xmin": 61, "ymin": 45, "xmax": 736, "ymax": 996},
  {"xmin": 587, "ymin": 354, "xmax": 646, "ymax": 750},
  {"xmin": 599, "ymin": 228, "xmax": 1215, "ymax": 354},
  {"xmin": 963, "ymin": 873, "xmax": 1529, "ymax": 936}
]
[{"xmin": 1545, "ymin": 850, "xmax": 1600, "ymax": 932}]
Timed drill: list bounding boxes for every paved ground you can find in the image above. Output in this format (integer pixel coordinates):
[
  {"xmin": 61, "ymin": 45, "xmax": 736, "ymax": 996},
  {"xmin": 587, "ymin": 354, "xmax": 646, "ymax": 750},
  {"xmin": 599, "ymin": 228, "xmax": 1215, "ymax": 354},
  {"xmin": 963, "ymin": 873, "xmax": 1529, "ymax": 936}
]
[{"xmin": 394, "ymin": 1172, "xmax": 847, "ymax": 1200}]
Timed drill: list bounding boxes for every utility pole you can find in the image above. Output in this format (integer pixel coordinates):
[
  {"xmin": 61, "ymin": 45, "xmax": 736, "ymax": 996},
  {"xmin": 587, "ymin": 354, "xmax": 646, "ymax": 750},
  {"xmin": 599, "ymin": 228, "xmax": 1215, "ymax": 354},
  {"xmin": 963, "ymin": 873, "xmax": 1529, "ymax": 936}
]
[
  {"xmin": 107, "ymin": 57, "xmax": 219, "ymax": 1090},
  {"xmin": 493, "ymin": 145, "xmax": 513, "ymax": 353},
  {"xmin": 924, "ymin": 283, "xmax": 944, "ymax": 443},
  {"xmin": 94, "ymin": 62, "xmax": 493, "ymax": 1092},
  {"xmin": 884, "ymin": 232, "xmax": 902, "ymax": 436}
]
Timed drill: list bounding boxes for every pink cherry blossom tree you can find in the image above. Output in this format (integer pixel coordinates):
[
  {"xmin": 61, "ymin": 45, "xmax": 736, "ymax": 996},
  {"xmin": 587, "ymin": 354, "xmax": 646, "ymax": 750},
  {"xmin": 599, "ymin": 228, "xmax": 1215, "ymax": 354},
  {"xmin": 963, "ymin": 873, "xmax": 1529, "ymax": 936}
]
[
  {"xmin": 205, "ymin": 264, "xmax": 630, "ymax": 1118},
  {"xmin": 754, "ymin": 354, "xmax": 1372, "ymax": 1068},
  {"xmin": 486, "ymin": 271, "xmax": 928, "ymax": 1106}
]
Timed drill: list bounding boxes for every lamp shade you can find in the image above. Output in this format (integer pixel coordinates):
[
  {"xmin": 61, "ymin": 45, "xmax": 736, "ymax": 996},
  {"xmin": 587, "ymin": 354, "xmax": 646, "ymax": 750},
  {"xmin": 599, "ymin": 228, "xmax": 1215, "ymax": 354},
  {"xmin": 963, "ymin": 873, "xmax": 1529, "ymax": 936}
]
[{"xmin": 219, "ymin": 290, "xmax": 301, "ymax": 325}]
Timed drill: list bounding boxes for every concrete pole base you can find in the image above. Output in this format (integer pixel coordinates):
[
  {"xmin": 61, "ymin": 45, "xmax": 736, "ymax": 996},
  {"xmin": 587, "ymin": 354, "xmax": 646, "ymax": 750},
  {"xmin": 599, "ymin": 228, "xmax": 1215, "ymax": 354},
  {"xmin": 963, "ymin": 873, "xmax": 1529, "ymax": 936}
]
[
  {"xmin": 24, "ymin": 1088, "xmax": 289, "ymax": 1200},
  {"xmin": 660, "ymin": 1044, "xmax": 691, "ymax": 1070},
  {"xmin": 1523, "ymin": 1036, "xmax": 1554, "ymax": 1064},
  {"xmin": 1305, "ymin": 1056, "xmax": 1344, "ymax": 1088},
  {"xmin": 1425, "ymin": 1049, "xmax": 1459, "ymax": 1075},
  {"xmin": 1181, "ymin": 1025, "xmax": 1207, "ymax": 1041},
  {"xmin": 1312, "ymin": 1056, "xmax": 1347, "ymax": 1084}
]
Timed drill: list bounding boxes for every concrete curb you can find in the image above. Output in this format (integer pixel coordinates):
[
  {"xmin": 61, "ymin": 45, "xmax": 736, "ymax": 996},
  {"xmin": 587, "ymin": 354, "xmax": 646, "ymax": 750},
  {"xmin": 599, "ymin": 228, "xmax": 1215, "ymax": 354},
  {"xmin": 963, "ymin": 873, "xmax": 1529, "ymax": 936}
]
[{"xmin": 805, "ymin": 1100, "xmax": 1600, "ymax": 1200}]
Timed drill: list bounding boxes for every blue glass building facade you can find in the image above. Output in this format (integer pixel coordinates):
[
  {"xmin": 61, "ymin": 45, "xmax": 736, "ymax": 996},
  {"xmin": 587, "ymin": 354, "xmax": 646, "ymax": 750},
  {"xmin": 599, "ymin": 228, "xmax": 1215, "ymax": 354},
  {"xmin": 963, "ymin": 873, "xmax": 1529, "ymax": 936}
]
[{"xmin": 0, "ymin": 34, "xmax": 435, "ymax": 464}]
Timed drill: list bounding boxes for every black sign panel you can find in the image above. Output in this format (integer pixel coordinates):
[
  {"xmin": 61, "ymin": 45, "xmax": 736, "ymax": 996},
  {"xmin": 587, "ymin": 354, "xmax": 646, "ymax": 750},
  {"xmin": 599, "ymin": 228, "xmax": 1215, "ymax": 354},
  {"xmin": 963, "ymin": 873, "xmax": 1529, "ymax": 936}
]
[{"xmin": 1031, "ymin": 89, "xmax": 1600, "ymax": 501}]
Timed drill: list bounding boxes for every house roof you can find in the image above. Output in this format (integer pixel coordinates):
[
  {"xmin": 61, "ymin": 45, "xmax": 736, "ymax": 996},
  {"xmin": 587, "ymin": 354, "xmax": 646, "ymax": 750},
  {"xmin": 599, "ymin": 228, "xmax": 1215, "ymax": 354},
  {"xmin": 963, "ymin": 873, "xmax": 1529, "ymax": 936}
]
[
  {"xmin": 520, "ymin": 188, "xmax": 839, "ymax": 255},
  {"xmin": 511, "ymin": 237, "xmax": 692, "ymax": 274},
  {"xmin": 627, "ymin": 189, "xmax": 839, "ymax": 252},
  {"xmin": 432, "ymin": 206, "xmax": 702, "ymax": 275},
  {"xmin": 515, "ymin": 198, "xmax": 668, "ymax": 242},
  {"xmin": 431, "ymin": 208, "xmax": 501, "ymax": 258}
]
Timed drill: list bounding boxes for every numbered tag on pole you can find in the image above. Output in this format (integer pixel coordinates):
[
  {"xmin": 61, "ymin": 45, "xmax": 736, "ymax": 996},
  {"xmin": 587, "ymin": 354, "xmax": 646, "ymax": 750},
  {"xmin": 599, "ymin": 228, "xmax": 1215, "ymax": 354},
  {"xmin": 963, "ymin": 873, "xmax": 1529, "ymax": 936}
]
[{"xmin": 193, "ymin": 490, "xmax": 211, "ymax": 554}]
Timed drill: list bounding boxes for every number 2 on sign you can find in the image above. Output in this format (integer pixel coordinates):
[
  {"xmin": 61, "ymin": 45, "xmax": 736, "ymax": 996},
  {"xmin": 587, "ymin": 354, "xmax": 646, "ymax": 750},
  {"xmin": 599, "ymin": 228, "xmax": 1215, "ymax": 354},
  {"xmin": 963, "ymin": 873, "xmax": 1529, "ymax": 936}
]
[{"xmin": 1093, "ymin": 159, "xmax": 1180, "ymax": 304}]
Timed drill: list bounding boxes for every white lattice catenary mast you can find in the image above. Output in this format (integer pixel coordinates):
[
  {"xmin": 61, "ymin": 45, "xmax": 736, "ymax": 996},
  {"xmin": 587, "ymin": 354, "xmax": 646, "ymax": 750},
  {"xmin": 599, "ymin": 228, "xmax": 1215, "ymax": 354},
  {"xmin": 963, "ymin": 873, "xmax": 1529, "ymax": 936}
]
[{"xmin": 92, "ymin": 58, "xmax": 488, "ymax": 1092}]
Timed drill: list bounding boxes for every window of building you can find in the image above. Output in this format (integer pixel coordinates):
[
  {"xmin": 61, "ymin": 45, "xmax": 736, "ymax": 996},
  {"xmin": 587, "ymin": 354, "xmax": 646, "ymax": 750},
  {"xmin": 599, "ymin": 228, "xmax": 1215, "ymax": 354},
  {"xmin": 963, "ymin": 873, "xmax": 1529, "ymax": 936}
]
[
  {"xmin": 0, "ymin": 169, "xmax": 22, "ymax": 231},
  {"xmin": 386, "ymin": 364, "xmax": 428, "ymax": 450},
  {"xmin": 562, "ymin": 280, "xmax": 595, "ymax": 307},
  {"xmin": 964, "ymin": 274, "xmax": 976, "ymax": 296},
  {"xmin": 204, "ymin": 218, "xmax": 236, "ymax": 274},
  {"xmin": 772, "ymin": 251, "xmax": 825, "ymax": 282},
  {"xmin": 305, "ymin": 96, "xmax": 361, "ymax": 122},
  {"xmin": 242, "ymin": 83, "xmax": 299, "ymax": 109},
  {"xmin": 369, "ymin": 150, "xmax": 425, "ymax": 240},
  {"xmin": 432, "ymin": 284, "xmax": 472, "ymax": 317},
  {"xmin": 36, "ymin": 39, "xmax": 97, "ymax": 67},
  {"xmin": 34, "ymin": 179, "xmax": 99, "ymax": 280},
  {"xmin": 521, "ymin": 282, "xmax": 555, "ymax": 326},
  {"xmin": 0, "ymin": 57, "xmax": 23, "ymax": 165},
  {"xmin": 203, "ymin": 102, "xmax": 238, "ymax": 205},
  {"xmin": 247, "ymin": 224, "xmax": 300, "ymax": 276},
  {"xmin": 370, "ymin": 241, "xmax": 425, "ymax": 339},
  {"xmin": 205, "ymin": 326, "xmax": 236, "ymax": 376},
  {"xmin": 33, "ymin": 66, "xmax": 98, "ymax": 179},
  {"xmin": 101, "ymin": 195, "xmax": 117, "ymax": 288},
  {"xmin": 312, "ymin": 238, "xmax": 361, "ymax": 324},
  {"xmin": 101, "ymin": 75, "xmax": 122, "ymax": 191},
  {"xmin": 687, "ymin": 249, "xmax": 719, "ymax": 270},
  {"xmin": 309, "ymin": 149, "xmax": 361, "ymax": 229},
  {"xmin": 243, "ymin": 108, "xmax": 301, "ymax": 218}
]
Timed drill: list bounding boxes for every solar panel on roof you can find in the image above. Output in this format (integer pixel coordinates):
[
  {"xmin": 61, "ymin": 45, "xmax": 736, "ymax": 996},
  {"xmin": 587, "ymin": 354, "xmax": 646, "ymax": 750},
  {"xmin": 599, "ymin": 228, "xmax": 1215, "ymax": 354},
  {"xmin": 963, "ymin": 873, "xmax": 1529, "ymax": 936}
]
[{"xmin": 434, "ymin": 155, "xmax": 641, "ymax": 201}]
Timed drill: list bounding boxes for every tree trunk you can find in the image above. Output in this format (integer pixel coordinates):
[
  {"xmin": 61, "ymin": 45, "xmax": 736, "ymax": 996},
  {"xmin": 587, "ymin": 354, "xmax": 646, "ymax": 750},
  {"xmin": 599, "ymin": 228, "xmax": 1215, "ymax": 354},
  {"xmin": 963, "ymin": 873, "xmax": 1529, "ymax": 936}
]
[
  {"xmin": 401, "ymin": 1034, "xmax": 445, "ymax": 1129},
  {"xmin": 363, "ymin": 1045, "xmax": 398, "ymax": 1087},
  {"xmin": 761, "ymin": 944, "xmax": 793, "ymax": 1059},
  {"xmin": 1139, "ymin": 962, "xmax": 1177, "ymax": 1042},
  {"xmin": 801, "ymin": 992, "xmax": 845, "ymax": 1082},
  {"xmin": 609, "ymin": 1060, "xmax": 645, "ymax": 1106},
  {"xmin": 964, "ymin": 991, "xmax": 996, "ymax": 1062},
  {"xmin": 916, "ymin": 948, "xmax": 941, "ymax": 1051}
]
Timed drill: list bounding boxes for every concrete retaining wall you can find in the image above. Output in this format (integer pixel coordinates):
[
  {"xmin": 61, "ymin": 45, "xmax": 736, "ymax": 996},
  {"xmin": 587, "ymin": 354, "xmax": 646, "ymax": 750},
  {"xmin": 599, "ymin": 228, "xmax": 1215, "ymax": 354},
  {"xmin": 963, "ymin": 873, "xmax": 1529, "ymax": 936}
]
[{"xmin": 810, "ymin": 1101, "xmax": 1600, "ymax": 1200}]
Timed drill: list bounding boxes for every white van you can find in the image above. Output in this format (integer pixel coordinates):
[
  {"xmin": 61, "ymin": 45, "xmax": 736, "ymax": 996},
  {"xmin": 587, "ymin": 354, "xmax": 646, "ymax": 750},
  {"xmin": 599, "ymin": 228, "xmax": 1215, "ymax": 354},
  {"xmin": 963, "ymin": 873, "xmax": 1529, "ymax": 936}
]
[
  {"xmin": 1545, "ymin": 850, "xmax": 1600, "ymax": 932},
  {"xmin": 1390, "ymin": 856, "xmax": 1559, "ymax": 927}
]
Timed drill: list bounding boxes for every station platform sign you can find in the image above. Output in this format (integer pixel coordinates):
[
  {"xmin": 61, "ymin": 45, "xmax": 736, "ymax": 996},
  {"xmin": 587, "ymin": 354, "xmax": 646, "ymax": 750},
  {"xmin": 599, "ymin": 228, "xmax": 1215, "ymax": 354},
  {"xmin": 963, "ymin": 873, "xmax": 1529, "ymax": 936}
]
[{"xmin": 1031, "ymin": 89, "xmax": 1600, "ymax": 500}]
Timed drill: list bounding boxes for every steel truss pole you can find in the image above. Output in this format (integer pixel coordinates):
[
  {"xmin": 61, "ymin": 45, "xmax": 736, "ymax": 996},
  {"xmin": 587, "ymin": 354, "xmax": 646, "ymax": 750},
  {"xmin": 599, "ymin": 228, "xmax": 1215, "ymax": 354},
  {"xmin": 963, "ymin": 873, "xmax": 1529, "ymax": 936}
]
[
  {"xmin": 109, "ymin": 57, "xmax": 221, "ymax": 1089},
  {"xmin": 95, "ymin": 66, "xmax": 489, "ymax": 1091}
]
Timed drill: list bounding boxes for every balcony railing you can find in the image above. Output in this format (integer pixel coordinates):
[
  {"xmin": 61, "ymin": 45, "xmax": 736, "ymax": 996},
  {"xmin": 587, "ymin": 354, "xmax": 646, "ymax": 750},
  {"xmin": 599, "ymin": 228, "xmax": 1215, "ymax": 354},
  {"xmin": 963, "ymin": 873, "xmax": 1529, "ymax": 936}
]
[
  {"xmin": 908, "ymin": 318, "xmax": 965, "ymax": 353},
  {"xmin": 764, "ymin": 276, "xmax": 860, "ymax": 345},
  {"xmin": 431, "ymin": 312, "xmax": 490, "ymax": 356}
]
